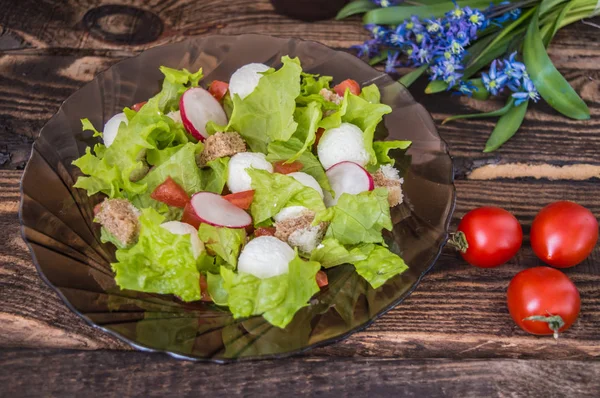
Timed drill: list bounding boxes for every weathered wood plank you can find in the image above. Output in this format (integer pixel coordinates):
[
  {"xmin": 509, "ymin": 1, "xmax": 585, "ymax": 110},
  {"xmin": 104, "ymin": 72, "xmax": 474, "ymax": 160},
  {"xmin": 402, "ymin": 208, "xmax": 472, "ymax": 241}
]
[{"xmin": 1, "ymin": 349, "xmax": 599, "ymax": 397}]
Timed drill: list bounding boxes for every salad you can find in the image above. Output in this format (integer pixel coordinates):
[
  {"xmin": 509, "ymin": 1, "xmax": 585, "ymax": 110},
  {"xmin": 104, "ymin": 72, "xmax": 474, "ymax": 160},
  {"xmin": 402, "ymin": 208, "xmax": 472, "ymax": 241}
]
[{"xmin": 73, "ymin": 56, "xmax": 412, "ymax": 329}]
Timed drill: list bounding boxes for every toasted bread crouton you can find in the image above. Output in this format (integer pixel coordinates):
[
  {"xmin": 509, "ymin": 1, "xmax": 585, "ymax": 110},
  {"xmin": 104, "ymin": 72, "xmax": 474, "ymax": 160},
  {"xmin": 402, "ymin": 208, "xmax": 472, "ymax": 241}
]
[
  {"xmin": 319, "ymin": 88, "xmax": 343, "ymax": 105},
  {"xmin": 96, "ymin": 199, "xmax": 141, "ymax": 246},
  {"xmin": 275, "ymin": 210, "xmax": 326, "ymax": 254},
  {"xmin": 373, "ymin": 165, "xmax": 404, "ymax": 207},
  {"xmin": 197, "ymin": 132, "xmax": 246, "ymax": 167}
]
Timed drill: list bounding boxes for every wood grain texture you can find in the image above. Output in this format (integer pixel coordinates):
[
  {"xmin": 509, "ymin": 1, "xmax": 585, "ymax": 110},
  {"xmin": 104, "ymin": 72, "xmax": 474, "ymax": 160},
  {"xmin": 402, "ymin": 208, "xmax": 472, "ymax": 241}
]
[{"xmin": 1, "ymin": 349, "xmax": 599, "ymax": 397}]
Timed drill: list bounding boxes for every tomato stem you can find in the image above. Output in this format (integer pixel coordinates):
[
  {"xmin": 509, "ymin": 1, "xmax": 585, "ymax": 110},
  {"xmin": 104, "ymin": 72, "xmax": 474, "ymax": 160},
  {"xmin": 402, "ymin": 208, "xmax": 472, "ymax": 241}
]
[
  {"xmin": 447, "ymin": 231, "xmax": 469, "ymax": 253},
  {"xmin": 523, "ymin": 314, "xmax": 565, "ymax": 339}
]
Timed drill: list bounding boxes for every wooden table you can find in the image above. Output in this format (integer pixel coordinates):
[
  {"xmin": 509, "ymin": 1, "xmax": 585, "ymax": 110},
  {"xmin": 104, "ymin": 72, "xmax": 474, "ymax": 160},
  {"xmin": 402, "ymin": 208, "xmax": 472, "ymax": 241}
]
[{"xmin": 1, "ymin": 1, "xmax": 599, "ymax": 395}]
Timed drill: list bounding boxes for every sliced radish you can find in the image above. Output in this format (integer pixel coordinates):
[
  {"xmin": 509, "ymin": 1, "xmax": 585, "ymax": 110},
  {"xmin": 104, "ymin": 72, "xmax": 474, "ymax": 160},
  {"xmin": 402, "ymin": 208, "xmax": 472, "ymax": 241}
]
[
  {"xmin": 229, "ymin": 63, "xmax": 270, "ymax": 100},
  {"xmin": 324, "ymin": 161, "xmax": 374, "ymax": 207},
  {"xmin": 238, "ymin": 236, "xmax": 295, "ymax": 279},
  {"xmin": 103, "ymin": 112, "xmax": 128, "ymax": 148},
  {"xmin": 179, "ymin": 87, "xmax": 228, "ymax": 141},
  {"xmin": 287, "ymin": 172, "xmax": 324, "ymax": 199},
  {"xmin": 190, "ymin": 192, "xmax": 252, "ymax": 228},
  {"xmin": 160, "ymin": 221, "xmax": 204, "ymax": 259}
]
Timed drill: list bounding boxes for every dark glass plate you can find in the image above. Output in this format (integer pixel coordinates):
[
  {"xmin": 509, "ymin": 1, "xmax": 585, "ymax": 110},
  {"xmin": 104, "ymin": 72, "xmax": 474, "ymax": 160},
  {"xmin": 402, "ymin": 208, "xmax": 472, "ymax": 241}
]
[{"xmin": 19, "ymin": 34, "xmax": 455, "ymax": 362}]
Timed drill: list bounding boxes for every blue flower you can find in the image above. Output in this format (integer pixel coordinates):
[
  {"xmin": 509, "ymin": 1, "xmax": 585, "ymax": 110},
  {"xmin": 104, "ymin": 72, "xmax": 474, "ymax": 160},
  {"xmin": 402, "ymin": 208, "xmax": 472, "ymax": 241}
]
[
  {"xmin": 503, "ymin": 52, "xmax": 525, "ymax": 82},
  {"xmin": 365, "ymin": 24, "xmax": 389, "ymax": 40},
  {"xmin": 512, "ymin": 77, "xmax": 540, "ymax": 105},
  {"xmin": 410, "ymin": 41, "xmax": 433, "ymax": 64},
  {"xmin": 481, "ymin": 59, "xmax": 508, "ymax": 95},
  {"xmin": 464, "ymin": 7, "xmax": 487, "ymax": 36},
  {"xmin": 403, "ymin": 16, "xmax": 424, "ymax": 34},
  {"xmin": 372, "ymin": 0, "xmax": 398, "ymax": 7},
  {"xmin": 446, "ymin": 5, "xmax": 466, "ymax": 21},
  {"xmin": 425, "ymin": 18, "xmax": 443, "ymax": 34},
  {"xmin": 509, "ymin": 8, "xmax": 522, "ymax": 20},
  {"xmin": 438, "ymin": 58, "xmax": 463, "ymax": 87},
  {"xmin": 455, "ymin": 80, "xmax": 477, "ymax": 97},
  {"xmin": 385, "ymin": 51, "xmax": 402, "ymax": 74},
  {"xmin": 351, "ymin": 39, "xmax": 380, "ymax": 58}
]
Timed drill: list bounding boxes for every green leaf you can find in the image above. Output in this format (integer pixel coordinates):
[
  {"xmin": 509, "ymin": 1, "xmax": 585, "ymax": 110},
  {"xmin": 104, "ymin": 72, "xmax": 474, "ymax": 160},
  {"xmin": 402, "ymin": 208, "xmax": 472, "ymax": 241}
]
[
  {"xmin": 206, "ymin": 272, "xmax": 228, "ymax": 305},
  {"xmin": 288, "ymin": 101, "xmax": 322, "ymax": 162},
  {"xmin": 368, "ymin": 52, "xmax": 388, "ymax": 66},
  {"xmin": 310, "ymin": 238, "xmax": 373, "ymax": 268},
  {"xmin": 523, "ymin": 9, "xmax": 590, "ymax": 120},
  {"xmin": 198, "ymin": 223, "xmax": 246, "ymax": 267},
  {"xmin": 470, "ymin": 78, "xmax": 490, "ymax": 100},
  {"xmin": 336, "ymin": 0, "xmax": 377, "ymax": 20},
  {"xmin": 425, "ymin": 79, "xmax": 449, "ymax": 94},
  {"xmin": 542, "ymin": 0, "xmax": 574, "ymax": 47},
  {"xmin": 353, "ymin": 245, "xmax": 408, "ymax": 289},
  {"xmin": 364, "ymin": 1, "xmax": 505, "ymax": 24},
  {"xmin": 399, "ymin": 64, "xmax": 428, "ymax": 88},
  {"xmin": 443, "ymin": 97, "xmax": 515, "ymax": 125},
  {"xmin": 539, "ymin": 0, "xmax": 569, "ymax": 16},
  {"xmin": 484, "ymin": 100, "xmax": 528, "ymax": 152},
  {"xmin": 373, "ymin": 140, "xmax": 412, "ymax": 165},
  {"xmin": 199, "ymin": 156, "xmax": 229, "ymax": 194}
]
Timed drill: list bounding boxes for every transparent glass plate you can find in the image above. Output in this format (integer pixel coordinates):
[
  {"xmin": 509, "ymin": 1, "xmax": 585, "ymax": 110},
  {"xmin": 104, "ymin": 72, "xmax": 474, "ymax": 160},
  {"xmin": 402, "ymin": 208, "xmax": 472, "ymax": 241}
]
[{"xmin": 19, "ymin": 34, "xmax": 455, "ymax": 362}]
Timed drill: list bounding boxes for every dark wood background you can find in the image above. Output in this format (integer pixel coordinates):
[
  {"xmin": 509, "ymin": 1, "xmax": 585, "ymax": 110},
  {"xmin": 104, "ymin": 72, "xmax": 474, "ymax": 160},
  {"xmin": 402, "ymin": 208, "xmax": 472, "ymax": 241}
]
[{"xmin": 1, "ymin": 0, "xmax": 599, "ymax": 396}]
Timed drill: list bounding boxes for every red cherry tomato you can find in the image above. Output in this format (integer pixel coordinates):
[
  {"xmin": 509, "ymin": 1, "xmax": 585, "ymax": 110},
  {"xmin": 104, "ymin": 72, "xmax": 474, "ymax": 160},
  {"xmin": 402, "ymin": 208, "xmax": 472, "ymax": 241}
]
[
  {"xmin": 131, "ymin": 101, "xmax": 147, "ymax": 112},
  {"xmin": 455, "ymin": 207, "xmax": 522, "ymax": 268},
  {"xmin": 222, "ymin": 190, "xmax": 254, "ymax": 210},
  {"xmin": 208, "ymin": 80, "xmax": 229, "ymax": 102},
  {"xmin": 273, "ymin": 160, "xmax": 304, "ymax": 174},
  {"xmin": 333, "ymin": 79, "xmax": 361, "ymax": 97},
  {"xmin": 316, "ymin": 270, "xmax": 328, "ymax": 288},
  {"xmin": 313, "ymin": 127, "xmax": 325, "ymax": 149},
  {"xmin": 507, "ymin": 266, "xmax": 580, "ymax": 338},
  {"xmin": 255, "ymin": 227, "xmax": 276, "ymax": 237},
  {"xmin": 181, "ymin": 202, "xmax": 202, "ymax": 229},
  {"xmin": 530, "ymin": 201, "xmax": 598, "ymax": 268},
  {"xmin": 150, "ymin": 176, "xmax": 190, "ymax": 208}
]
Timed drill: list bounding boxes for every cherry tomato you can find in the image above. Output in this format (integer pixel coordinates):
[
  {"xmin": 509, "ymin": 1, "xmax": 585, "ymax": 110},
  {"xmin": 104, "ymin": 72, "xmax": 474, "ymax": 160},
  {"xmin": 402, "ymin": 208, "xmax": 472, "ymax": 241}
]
[
  {"xmin": 530, "ymin": 201, "xmax": 598, "ymax": 268},
  {"xmin": 222, "ymin": 190, "xmax": 254, "ymax": 210},
  {"xmin": 273, "ymin": 160, "xmax": 304, "ymax": 174},
  {"xmin": 181, "ymin": 202, "xmax": 202, "ymax": 229},
  {"xmin": 313, "ymin": 127, "xmax": 325, "ymax": 149},
  {"xmin": 507, "ymin": 266, "xmax": 580, "ymax": 338},
  {"xmin": 455, "ymin": 207, "xmax": 522, "ymax": 268},
  {"xmin": 131, "ymin": 101, "xmax": 147, "ymax": 112},
  {"xmin": 316, "ymin": 270, "xmax": 328, "ymax": 288},
  {"xmin": 150, "ymin": 176, "xmax": 190, "ymax": 208},
  {"xmin": 255, "ymin": 227, "xmax": 276, "ymax": 237},
  {"xmin": 333, "ymin": 79, "xmax": 361, "ymax": 97},
  {"xmin": 208, "ymin": 80, "xmax": 229, "ymax": 102}
]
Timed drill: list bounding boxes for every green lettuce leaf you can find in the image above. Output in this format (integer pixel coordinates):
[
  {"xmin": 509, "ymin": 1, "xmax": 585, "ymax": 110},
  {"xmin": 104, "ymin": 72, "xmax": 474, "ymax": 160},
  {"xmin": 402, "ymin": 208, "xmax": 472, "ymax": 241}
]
[
  {"xmin": 226, "ymin": 56, "xmax": 302, "ymax": 153},
  {"xmin": 146, "ymin": 144, "xmax": 187, "ymax": 167},
  {"xmin": 315, "ymin": 188, "xmax": 392, "ymax": 245},
  {"xmin": 248, "ymin": 168, "xmax": 325, "ymax": 226},
  {"xmin": 156, "ymin": 66, "xmax": 204, "ymax": 113},
  {"xmin": 300, "ymin": 72, "xmax": 332, "ymax": 96},
  {"xmin": 373, "ymin": 140, "xmax": 412, "ymax": 166},
  {"xmin": 353, "ymin": 245, "xmax": 408, "ymax": 289},
  {"xmin": 112, "ymin": 208, "xmax": 201, "ymax": 302},
  {"xmin": 359, "ymin": 83, "xmax": 382, "ymax": 104},
  {"xmin": 199, "ymin": 157, "xmax": 229, "ymax": 194},
  {"xmin": 310, "ymin": 238, "xmax": 373, "ymax": 268},
  {"xmin": 206, "ymin": 272, "xmax": 229, "ymax": 306},
  {"xmin": 266, "ymin": 138, "xmax": 332, "ymax": 193},
  {"xmin": 220, "ymin": 254, "xmax": 320, "ymax": 328},
  {"xmin": 197, "ymin": 223, "xmax": 246, "ymax": 267},
  {"xmin": 288, "ymin": 101, "xmax": 322, "ymax": 162}
]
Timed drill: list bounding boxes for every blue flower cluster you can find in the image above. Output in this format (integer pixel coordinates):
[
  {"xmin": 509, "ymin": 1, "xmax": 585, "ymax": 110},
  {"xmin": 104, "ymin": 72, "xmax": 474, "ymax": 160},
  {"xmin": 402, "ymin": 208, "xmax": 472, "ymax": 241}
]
[
  {"xmin": 354, "ymin": 2, "xmax": 537, "ymax": 103},
  {"xmin": 482, "ymin": 53, "xmax": 540, "ymax": 105}
]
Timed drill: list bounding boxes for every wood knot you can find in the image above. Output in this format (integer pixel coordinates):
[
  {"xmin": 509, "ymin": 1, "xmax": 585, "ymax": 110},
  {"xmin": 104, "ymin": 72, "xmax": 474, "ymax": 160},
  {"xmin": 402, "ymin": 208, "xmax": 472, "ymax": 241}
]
[{"xmin": 82, "ymin": 5, "xmax": 163, "ymax": 45}]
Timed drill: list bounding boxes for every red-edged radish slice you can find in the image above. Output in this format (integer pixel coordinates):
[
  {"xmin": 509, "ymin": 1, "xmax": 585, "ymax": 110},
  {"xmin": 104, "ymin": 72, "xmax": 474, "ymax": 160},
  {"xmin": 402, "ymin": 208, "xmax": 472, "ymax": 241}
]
[
  {"xmin": 180, "ymin": 87, "xmax": 227, "ymax": 141},
  {"xmin": 324, "ymin": 161, "xmax": 374, "ymax": 207},
  {"xmin": 160, "ymin": 221, "xmax": 204, "ymax": 259},
  {"xmin": 287, "ymin": 172, "xmax": 324, "ymax": 199},
  {"xmin": 238, "ymin": 236, "xmax": 295, "ymax": 279},
  {"xmin": 190, "ymin": 192, "xmax": 252, "ymax": 228},
  {"xmin": 103, "ymin": 112, "xmax": 128, "ymax": 148},
  {"xmin": 229, "ymin": 63, "xmax": 270, "ymax": 100}
]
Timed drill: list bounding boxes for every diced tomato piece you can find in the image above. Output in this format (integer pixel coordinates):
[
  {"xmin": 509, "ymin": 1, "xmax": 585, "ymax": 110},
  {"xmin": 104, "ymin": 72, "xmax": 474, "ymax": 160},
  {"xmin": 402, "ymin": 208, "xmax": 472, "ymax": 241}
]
[
  {"xmin": 255, "ymin": 227, "xmax": 276, "ymax": 237},
  {"xmin": 200, "ymin": 274, "xmax": 212, "ymax": 302},
  {"xmin": 181, "ymin": 202, "xmax": 202, "ymax": 229},
  {"xmin": 150, "ymin": 176, "xmax": 190, "ymax": 208},
  {"xmin": 208, "ymin": 80, "xmax": 229, "ymax": 102},
  {"xmin": 316, "ymin": 270, "xmax": 328, "ymax": 288},
  {"xmin": 93, "ymin": 203, "xmax": 103, "ymax": 216},
  {"xmin": 131, "ymin": 101, "xmax": 147, "ymax": 112},
  {"xmin": 273, "ymin": 160, "xmax": 304, "ymax": 174},
  {"xmin": 223, "ymin": 190, "xmax": 254, "ymax": 210},
  {"xmin": 333, "ymin": 79, "xmax": 361, "ymax": 97},
  {"xmin": 313, "ymin": 127, "xmax": 325, "ymax": 149}
]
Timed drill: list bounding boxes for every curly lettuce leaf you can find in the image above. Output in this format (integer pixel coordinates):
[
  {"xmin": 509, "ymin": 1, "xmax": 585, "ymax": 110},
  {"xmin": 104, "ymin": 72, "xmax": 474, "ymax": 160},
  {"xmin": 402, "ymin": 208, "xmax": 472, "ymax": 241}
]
[
  {"xmin": 266, "ymin": 138, "xmax": 332, "ymax": 194},
  {"xmin": 353, "ymin": 245, "xmax": 408, "ymax": 289},
  {"xmin": 156, "ymin": 66, "xmax": 203, "ymax": 113},
  {"xmin": 287, "ymin": 101, "xmax": 322, "ymax": 162},
  {"xmin": 310, "ymin": 238, "xmax": 373, "ymax": 269},
  {"xmin": 206, "ymin": 272, "xmax": 229, "ymax": 306},
  {"xmin": 373, "ymin": 140, "xmax": 412, "ymax": 166},
  {"xmin": 248, "ymin": 168, "xmax": 325, "ymax": 226},
  {"xmin": 300, "ymin": 72, "xmax": 332, "ymax": 96},
  {"xmin": 112, "ymin": 208, "xmax": 201, "ymax": 302},
  {"xmin": 315, "ymin": 188, "xmax": 392, "ymax": 245},
  {"xmin": 199, "ymin": 157, "xmax": 229, "ymax": 194},
  {"xmin": 197, "ymin": 223, "xmax": 246, "ymax": 267},
  {"xmin": 220, "ymin": 254, "xmax": 320, "ymax": 328},
  {"xmin": 226, "ymin": 56, "xmax": 302, "ymax": 153}
]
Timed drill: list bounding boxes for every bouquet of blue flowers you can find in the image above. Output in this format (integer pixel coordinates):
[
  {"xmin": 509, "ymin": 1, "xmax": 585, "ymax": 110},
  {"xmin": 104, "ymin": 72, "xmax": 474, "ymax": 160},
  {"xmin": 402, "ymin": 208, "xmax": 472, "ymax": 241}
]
[{"xmin": 337, "ymin": 0, "xmax": 598, "ymax": 151}]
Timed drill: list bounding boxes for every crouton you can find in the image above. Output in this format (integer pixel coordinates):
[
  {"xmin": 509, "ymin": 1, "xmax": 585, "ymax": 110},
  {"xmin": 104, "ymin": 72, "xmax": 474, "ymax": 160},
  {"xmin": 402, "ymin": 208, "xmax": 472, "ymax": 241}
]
[
  {"xmin": 95, "ymin": 199, "xmax": 141, "ymax": 246},
  {"xmin": 372, "ymin": 165, "xmax": 404, "ymax": 207},
  {"xmin": 275, "ymin": 210, "xmax": 326, "ymax": 254},
  {"xmin": 197, "ymin": 131, "xmax": 246, "ymax": 167},
  {"xmin": 319, "ymin": 88, "xmax": 343, "ymax": 105}
]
